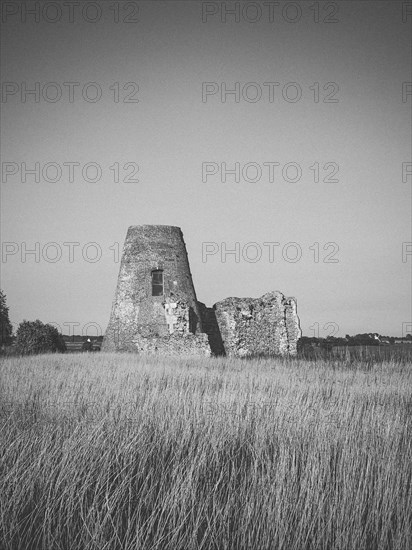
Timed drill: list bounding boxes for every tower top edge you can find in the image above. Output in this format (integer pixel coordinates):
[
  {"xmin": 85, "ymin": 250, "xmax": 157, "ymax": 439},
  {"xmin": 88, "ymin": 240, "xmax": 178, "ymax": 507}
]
[{"xmin": 127, "ymin": 225, "xmax": 182, "ymax": 231}]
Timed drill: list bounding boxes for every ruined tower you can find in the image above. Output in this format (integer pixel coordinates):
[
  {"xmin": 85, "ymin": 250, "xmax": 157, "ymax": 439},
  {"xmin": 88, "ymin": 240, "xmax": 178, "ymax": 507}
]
[
  {"xmin": 103, "ymin": 224, "xmax": 301, "ymax": 357},
  {"xmin": 102, "ymin": 225, "xmax": 211, "ymax": 355}
]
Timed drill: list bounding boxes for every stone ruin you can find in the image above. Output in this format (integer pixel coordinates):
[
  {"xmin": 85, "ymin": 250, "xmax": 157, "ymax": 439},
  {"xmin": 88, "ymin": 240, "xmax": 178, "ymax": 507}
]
[
  {"xmin": 213, "ymin": 292, "xmax": 301, "ymax": 357},
  {"xmin": 102, "ymin": 225, "xmax": 301, "ymax": 357}
]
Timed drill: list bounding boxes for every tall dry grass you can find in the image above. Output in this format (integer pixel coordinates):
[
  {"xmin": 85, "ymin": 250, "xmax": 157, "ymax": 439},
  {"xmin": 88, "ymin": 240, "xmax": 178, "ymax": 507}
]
[{"xmin": 0, "ymin": 353, "xmax": 411, "ymax": 549}]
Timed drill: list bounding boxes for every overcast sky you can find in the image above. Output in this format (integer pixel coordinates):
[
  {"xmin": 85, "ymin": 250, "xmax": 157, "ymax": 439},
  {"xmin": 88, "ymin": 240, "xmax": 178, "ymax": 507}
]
[{"xmin": 1, "ymin": 0, "xmax": 411, "ymax": 338}]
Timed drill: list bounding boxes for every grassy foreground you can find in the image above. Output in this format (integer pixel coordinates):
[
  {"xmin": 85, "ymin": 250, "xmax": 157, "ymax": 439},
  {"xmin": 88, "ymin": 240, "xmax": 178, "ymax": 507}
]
[{"xmin": 0, "ymin": 353, "xmax": 411, "ymax": 550}]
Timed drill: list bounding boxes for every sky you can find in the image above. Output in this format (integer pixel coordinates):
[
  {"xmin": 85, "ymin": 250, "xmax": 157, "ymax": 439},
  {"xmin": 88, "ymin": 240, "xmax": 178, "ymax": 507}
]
[{"xmin": 1, "ymin": 0, "xmax": 411, "ymax": 339}]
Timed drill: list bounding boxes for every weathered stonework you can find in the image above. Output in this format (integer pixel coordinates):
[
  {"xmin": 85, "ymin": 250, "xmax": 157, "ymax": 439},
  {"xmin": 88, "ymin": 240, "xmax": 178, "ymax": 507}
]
[
  {"xmin": 102, "ymin": 226, "xmax": 301, "ymax": 357},
  {"xmin": 212, "ymin": 291, "xmax": 301, "ymax": 357},
  {"xmin": 132, "ymin": 333, "xmax": 211, "ymax": 357},
  {"xmin": 102, "ymin": 225, "xmax": 208, "ymax": 355}
]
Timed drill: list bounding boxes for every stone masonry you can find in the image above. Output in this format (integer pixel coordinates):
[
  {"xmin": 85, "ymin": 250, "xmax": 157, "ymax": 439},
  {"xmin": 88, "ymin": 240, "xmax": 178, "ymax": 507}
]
[
  {"xmin": 102, "ymin": 225, "xmax": 301, "ymax": 357},
  {"xmin": 213, "ymin": 291, "xmax": 301, "ymax": 357},
  {"xmin": 102, "ymin": 225, "xmax": 209, "ymax": 356}
]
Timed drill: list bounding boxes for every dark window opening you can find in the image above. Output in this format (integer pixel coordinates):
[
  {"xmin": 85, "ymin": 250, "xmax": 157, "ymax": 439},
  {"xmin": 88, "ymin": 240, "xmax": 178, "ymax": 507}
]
[{"xmin": 151, "ymin": 270, "xmax": 164, "ymax": 296}]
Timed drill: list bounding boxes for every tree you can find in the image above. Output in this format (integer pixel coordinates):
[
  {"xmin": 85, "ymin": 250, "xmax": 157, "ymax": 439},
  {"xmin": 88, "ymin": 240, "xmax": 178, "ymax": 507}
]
[
  {"xmin": 15, "ymin": 320, "xmax": 66, "ymax": 355},
  {"xmin": 0, "ymin": 290, "xmax": 13, "ymax": 346}
]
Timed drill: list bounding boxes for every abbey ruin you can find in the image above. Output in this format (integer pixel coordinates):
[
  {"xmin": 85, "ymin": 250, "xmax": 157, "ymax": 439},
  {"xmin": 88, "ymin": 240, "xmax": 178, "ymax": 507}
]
[{"xmin": 102, "ymin": 225, "xmax": 301, "ymax": 356}]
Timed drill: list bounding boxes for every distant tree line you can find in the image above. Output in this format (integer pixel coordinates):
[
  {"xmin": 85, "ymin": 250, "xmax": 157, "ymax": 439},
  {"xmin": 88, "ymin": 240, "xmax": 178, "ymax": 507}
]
[
  {"xmin": 298, "ymin": 333, "xmax": 412, "ymax": 354},
  {"xmin": 62, "ymin": 335, "xmax": 104, "ymax": 343}
]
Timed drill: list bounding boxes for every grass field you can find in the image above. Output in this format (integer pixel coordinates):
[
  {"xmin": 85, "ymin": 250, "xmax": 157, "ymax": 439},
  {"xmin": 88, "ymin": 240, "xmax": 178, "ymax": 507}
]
[{"xmin": 0, "ymin": 353, "xmax": 411, "ymax": 550}]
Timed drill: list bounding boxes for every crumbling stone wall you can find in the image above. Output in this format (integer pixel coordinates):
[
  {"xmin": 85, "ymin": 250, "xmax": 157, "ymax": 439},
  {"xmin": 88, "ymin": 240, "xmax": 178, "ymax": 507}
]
[
  {"xmin": 164, "ymin": 299, "xmax": 200, "ymax": 335},
  {"xmin": 132, "ymin": 333, "xmax": 211, "ymax": 357},
  {"xmin": 283, "ymin": 296, "xmax": 301, "ymax": 355},
  {"xmin": 213, "ymin": 291, "xmax": 301, "ymax": 357},
  {"xmin": 102, "ymin": 225, "xmax": 301, "ymax": 357}
]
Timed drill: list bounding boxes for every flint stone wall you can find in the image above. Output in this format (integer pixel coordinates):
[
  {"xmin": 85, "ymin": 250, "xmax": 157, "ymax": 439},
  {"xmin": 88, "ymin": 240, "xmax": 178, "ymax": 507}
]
[
  {"xmin": 213, "ymin": 291, "xmax": 301, "ymax": 357},
  {"xmin": 103, "ymin": 225, "xmax": 301, "ymax": 357},
  {"xmin": 102, "ymin": 225, "xmax": 206, "ymax": 353},
  {"xmin": 132, "ymin": 333, "xmax": 211, "ymax": 357}
]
